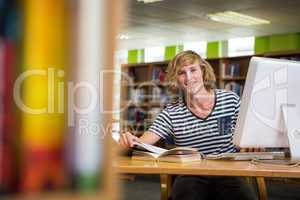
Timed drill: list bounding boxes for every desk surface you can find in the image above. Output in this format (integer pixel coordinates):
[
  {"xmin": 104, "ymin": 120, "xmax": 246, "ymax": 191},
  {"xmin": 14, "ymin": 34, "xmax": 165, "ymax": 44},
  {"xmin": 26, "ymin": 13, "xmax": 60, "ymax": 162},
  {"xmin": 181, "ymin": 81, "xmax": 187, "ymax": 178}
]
[{"xmin": 115, "ymin": 158, "xmax": 300, "ymax": 178}]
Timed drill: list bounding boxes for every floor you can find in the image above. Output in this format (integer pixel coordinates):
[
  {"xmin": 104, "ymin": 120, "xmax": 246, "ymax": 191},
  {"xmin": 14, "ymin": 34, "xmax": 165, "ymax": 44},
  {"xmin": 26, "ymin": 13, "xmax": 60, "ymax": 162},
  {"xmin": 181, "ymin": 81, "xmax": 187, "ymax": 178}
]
[{"xmin": 121, "ymin": 175, "xmax": 300, "ymax": 200}]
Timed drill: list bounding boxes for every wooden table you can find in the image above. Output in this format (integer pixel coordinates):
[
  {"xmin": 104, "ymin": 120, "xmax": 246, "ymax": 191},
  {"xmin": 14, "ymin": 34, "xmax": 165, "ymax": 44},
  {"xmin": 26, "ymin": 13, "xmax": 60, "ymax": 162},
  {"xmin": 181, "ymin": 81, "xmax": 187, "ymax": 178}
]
[{"xmin": 115, "ymin": 158, "xmax": 300, "ymax": 200}]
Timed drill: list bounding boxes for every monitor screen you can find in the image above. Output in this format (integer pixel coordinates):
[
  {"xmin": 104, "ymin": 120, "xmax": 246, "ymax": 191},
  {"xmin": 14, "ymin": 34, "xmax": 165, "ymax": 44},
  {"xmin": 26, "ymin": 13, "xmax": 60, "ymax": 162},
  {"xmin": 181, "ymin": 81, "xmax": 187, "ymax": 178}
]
[{"xmin": 233, "ymin": 57, "xmax": 300, "ymax": 157}]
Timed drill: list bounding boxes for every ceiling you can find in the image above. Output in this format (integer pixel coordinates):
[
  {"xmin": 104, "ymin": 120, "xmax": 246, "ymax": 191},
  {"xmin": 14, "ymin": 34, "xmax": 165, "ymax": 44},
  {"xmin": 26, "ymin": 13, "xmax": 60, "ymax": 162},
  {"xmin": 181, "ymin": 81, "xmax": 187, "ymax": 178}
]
[{"xmin": 118, "ymin": 0, "xmax": 300, "ymax": 50}]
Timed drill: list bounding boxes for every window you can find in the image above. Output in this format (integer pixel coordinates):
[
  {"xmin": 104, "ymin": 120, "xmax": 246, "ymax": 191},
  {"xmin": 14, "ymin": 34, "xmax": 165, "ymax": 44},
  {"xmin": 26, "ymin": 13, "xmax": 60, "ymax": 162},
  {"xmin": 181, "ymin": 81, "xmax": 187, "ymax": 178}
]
[
  {"xmin": 228, "ymin": 37, "xmax": 254, "ymax": 57},
  {"xmin": 144, "ymin": 46, "xmax": 165, "ymax": 62},
  {"xmin": 184, "ymin": 41, "xmax": 207, "ymax": 58}
]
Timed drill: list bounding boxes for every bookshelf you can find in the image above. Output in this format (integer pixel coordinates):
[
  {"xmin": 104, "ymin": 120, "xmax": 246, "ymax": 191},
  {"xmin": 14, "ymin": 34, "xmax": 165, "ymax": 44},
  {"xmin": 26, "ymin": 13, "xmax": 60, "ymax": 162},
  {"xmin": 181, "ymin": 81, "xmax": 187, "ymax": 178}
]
[
  {"xmin": 214, "ymin": 55, "xmax": 251, "ymax": 96},
  {"xmin": 120, "ymin": 51, "xmax": 300, "ymax": 136},
  {"xmin": 120, "ymin": 61, "xmax": 169, "ymax": 136}
]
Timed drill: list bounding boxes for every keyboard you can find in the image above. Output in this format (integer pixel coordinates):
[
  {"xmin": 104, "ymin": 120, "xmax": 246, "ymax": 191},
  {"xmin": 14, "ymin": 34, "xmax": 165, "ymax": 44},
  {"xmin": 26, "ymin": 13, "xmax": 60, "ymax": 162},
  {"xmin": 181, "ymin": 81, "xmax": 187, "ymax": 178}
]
[{"xmin": 205, "ymin": 152, "xmax": 286, "ymax": 161}]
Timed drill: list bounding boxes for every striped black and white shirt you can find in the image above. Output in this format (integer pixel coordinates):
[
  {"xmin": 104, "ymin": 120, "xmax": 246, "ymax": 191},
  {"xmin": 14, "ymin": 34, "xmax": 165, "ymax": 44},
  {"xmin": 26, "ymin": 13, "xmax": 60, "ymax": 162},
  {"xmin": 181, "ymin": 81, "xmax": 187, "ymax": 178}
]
[{"xmin": 148, "ymin": 89, "xmax": 240, "ymax": 155}]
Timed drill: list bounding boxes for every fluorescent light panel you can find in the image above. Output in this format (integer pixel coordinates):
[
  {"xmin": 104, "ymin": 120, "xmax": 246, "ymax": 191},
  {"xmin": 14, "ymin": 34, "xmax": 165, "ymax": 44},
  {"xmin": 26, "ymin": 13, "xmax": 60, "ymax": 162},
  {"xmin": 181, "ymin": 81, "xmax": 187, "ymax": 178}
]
[{"xmin": 207, "ymin": 11, "xmax": 270, "ymax": 26}]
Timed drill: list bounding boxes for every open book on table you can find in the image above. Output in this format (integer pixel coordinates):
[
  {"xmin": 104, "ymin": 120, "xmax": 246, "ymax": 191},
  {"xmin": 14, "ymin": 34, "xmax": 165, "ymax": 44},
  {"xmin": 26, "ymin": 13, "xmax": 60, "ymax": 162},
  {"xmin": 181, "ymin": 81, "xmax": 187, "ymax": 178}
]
[{"xmin": 131, "ymin": 141, "xmax": 202, "ymax": 163}]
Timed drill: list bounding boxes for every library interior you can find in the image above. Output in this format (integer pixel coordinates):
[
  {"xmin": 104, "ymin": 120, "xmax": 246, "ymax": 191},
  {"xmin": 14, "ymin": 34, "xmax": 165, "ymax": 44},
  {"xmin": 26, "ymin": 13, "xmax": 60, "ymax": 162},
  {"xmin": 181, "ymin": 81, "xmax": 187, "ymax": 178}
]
[{"xmin": 1, "ymin": 0, "xmax": 300, "ymax": 200}]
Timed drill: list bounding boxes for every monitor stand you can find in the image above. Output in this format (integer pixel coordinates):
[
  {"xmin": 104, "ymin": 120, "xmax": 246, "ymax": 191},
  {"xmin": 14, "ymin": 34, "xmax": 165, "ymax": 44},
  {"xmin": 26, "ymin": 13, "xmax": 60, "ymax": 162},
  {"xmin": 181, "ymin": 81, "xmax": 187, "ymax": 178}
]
[{"xmin": 281, "ymin": 104, "xmax": 300, "ymax": 163}]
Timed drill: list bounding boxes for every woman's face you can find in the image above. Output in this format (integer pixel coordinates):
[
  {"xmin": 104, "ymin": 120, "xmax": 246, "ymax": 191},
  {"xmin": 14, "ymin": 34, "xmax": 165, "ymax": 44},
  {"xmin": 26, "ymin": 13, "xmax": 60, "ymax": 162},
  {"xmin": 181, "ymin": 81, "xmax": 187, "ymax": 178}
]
[{"xmin": 176, "ymin": 61, "xmax": 205, "ymax": 96}]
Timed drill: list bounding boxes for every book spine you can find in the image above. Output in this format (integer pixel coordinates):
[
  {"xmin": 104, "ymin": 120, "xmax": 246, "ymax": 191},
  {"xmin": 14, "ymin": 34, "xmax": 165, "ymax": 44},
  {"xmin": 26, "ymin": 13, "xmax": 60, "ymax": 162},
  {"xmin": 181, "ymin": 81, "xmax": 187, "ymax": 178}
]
[
  {"xmin": 20, "ymin": 0, "xmax": 67, "ymax": 192},
  {"xmin": 226, "ymin": 63, "xmax": 240, "ymax": 77},
  {"xmin": 225, "ymin": 81, "xmax": 243, "ymax": 96}
]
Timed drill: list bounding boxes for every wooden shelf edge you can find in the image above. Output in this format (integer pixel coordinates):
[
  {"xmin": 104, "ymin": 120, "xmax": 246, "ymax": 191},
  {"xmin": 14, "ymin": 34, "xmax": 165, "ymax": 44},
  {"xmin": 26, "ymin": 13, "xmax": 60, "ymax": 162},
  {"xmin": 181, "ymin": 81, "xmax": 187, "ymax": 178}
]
[
  {"xmin": 221, "ymin": 76, "xmax": 246, "ymax": 81},
  {"xmin": 122, "ymin": 61, "xmax": 169, "ymax": 68},
  {"xmin": 122, "ymin": 80, "xmax": 169, "ymax": 87}
]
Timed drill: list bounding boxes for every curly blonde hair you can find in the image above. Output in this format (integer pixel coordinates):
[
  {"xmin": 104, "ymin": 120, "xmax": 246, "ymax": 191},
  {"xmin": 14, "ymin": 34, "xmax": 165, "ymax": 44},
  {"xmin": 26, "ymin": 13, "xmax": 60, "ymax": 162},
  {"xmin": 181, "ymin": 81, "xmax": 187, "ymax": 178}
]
[{"xmin": 166, "ymin": 50, "xmax": 216, "ymax": 93}]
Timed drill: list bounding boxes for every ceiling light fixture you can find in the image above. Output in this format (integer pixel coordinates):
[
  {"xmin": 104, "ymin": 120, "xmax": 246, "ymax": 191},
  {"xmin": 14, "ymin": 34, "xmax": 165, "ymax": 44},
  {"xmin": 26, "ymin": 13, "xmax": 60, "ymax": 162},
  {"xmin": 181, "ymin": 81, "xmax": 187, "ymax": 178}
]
[
  {"xmin": 207, "ymin": 11, "xmax": 270, "ymax": 26},
  {"xmin": 137, "ymin": 0, "xmax": 163, "ymax": 3}
]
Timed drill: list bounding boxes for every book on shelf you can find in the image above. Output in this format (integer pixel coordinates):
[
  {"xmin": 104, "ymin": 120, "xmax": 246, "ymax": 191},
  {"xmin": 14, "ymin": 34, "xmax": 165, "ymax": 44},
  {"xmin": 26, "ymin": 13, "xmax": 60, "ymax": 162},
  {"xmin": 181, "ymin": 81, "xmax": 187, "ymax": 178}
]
[
  {"xmin": 126, "ymin": 107, "xmax": 147, "ymax": 123},
  {"xmin": 152, "ymin": 67, "xmax": 166, "ymax": 83},
  {"xmin": 152, "ymin": 86, "xmax": 162, "ymax": 101},
  {"xmin": 128, "ymin": 67, "xmax": 149, "ymax": 83},
  {"xmin": 151, "ymin": 86, "xmax": 169, "ymax": 103},
  {"xmin": 225, "ymin": 81, "xmax": 243, "ymax": 96},
  {"xmin": 225, "ymin": 62, "xmax": 240, "ymax": 77},
  {"xmin": 131, "ymin": 141, "xmax": 202, "ymax": 163},
  {"xmin": 136, "ymin": 109, "xmax": 147, "ymax": 123},
  {"xmin": 128, "ymin": 87, "xmax": 146, "ymax": 103},
  {"xmin": 127, "ymin": 68, "xmax": 136, "ymax": 83},
  {"xmin": 0, "ymin": 39, "xmax": 17, "ymax": 191}
]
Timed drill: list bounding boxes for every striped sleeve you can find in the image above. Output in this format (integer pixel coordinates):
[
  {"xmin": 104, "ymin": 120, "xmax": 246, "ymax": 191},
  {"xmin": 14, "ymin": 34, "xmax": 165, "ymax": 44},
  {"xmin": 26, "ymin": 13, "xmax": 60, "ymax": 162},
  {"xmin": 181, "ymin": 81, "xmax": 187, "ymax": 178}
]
[
  {"xmin": 148, "ymin": 108, "xmax": 173, "ymax": 140},
  {"xmin": 231, "ymin": 93, "xmax": 241, "ymax": 130}
]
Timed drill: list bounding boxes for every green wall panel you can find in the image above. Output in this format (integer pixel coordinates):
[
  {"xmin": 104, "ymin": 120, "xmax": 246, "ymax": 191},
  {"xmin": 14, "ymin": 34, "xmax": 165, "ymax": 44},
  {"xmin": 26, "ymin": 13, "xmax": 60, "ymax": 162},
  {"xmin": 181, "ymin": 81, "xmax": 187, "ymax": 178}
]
[
  {"xmin": 269, "ymin": 33, "xmax": 300, "ymax": 52},
  {"xmin": 164, "ymin": 45, "xmax": 183, "ymax": 60},
  {"xmin": 255, "ymin": 36, "xmax": 270, "ymax": 54},
  {"xmin": 127, "ymin": 32, "xmax": 300, "ymax": 62},
  {"xmin": 255, "ymin": 33, "xmax": 300, "ymax": 54},
  {"xmin": 128, "ymin": 49, "xmax": 144, "ymax": 63},
  {"xmin": 207, "ymin": 41, "xmax": 219, "ymax": 58}
]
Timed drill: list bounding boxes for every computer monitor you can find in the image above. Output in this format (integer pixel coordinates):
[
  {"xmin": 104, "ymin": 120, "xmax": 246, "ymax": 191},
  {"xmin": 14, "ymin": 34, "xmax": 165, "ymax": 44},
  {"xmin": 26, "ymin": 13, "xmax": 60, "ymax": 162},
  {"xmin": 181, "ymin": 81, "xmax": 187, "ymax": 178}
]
[{"xmin": 233, "ymin": 57, "xmax": 300, "ymax": 162}]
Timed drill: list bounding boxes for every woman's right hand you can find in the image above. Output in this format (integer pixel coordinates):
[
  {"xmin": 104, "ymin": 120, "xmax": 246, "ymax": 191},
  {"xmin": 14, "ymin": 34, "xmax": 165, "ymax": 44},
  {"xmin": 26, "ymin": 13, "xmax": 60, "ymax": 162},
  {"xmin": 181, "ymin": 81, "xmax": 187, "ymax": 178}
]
[{"xmin": 118, "ymin": 131, "xmax": 139, "ymax": 148}]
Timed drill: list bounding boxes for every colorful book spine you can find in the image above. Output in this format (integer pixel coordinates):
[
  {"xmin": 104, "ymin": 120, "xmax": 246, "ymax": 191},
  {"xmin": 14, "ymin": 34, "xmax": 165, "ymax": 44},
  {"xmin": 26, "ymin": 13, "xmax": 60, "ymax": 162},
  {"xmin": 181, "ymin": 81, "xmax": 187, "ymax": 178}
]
[
  {"xmin": 0, "ymin": 39, "xmax": 17, "ymax": 194},
  {"xmin": 20, "ymin": 0, "xmax": 67, "ymax": 192},
  {"xmin": 0, "ymin": 0, "xmax": 19, "ymax": 193},
  {"xmin": 152, "ymin": 67, "xmax": 166, "ymax": 83},
  {"xmin": 0, "ymin": 38, "xmax": 4, "ymax": 194}
]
